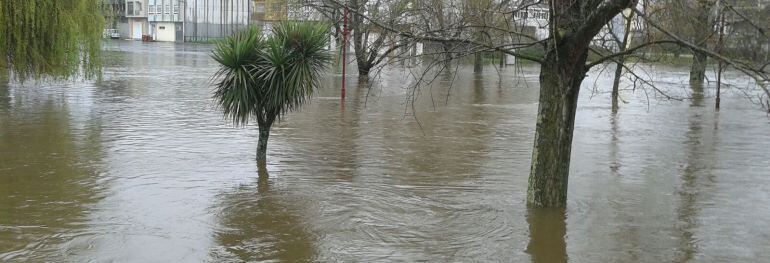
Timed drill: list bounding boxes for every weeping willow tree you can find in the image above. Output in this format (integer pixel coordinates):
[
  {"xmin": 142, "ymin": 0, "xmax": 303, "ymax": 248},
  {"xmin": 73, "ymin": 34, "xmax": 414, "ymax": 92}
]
[
  {"xmin": 0, "ymin": 0, "xmax": 104, "ymax": 82},
  {"xmin": 211, "ymin": 23, "xmax": 330, "ymax": 166}
]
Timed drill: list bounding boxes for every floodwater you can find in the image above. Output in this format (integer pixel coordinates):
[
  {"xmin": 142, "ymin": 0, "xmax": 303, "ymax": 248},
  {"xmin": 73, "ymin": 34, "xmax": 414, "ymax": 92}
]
[{"xmin": 1, "ymin": 40, "xmax": 769, "ymax": 262}]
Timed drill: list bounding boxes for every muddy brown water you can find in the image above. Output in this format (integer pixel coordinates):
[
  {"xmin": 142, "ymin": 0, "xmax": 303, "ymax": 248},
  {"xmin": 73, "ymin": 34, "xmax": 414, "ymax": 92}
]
[{"xmin": 1, "ymin": 41, "xmax": 769, "ymax": 262}]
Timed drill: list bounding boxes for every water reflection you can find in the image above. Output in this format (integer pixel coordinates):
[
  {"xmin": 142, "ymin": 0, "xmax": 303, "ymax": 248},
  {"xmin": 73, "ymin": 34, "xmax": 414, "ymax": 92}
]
[
  {"xmin": 609, "ymin": 112, "xmax": 621, "ymax": 175},
  {"xmin": 258, "ymin": 70, "xmax": 522, "ymax": 261},
  {"xmin": 526, "ymin": 208, "xmax": 568, "ymax": 263},
  {"xmin": 210, "ymin": 169, "xmax": 316, "ymax": 262},
  {"xmin": 0, "ymin": 85, "xmax": 105, "ymax": 261},
  {"xmin": 3, "ymin": 41, "xmax": 770, "ymax": 261},
  {"xmin": 93, "ymin": 79, "xmax": 134, "ymax": 102},
  {"xmin": 690, "ymin": 87, "xmax": 704, "ymax": 107},
  {"xmin": 0, "ymin": 82, "xmax": 9, "ymax": 112},
  {"xmin": 674, "ymin": 89, "xmax": 716, "ymax": 262}
]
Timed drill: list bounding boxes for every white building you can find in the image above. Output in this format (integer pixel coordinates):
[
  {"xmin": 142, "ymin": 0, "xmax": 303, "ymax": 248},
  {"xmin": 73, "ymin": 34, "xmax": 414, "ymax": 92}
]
[
  {"xmin": 126, "ymin": 0, "xmax": 148, "ymax": 39},
  {"xmin": 507, "ymin": 1, "xmax": 645, "ymax": 51},
  {"xmin": 510, "ymin": 3, "xmax": 550, "ymax": 40},
  {"xmin": 148, "ymin": 0, "xmax": 184, "ymax": 42}
]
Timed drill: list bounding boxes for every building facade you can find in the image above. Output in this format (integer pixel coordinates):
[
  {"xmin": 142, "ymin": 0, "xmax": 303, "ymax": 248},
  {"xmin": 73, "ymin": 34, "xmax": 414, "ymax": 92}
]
[
  {"xmin": 183, "ymin": 0, "xmax": 251, "ymax": 41},
  {"xmin": 148, "ymin": 0, "xmax": 184, "ymax": 41},
  {"xmin": 126, "ymin": 0, "xmax": 149, "ymax": 39},
  {"xmin": 106, "ymin": 0, "xmax": 344, "ymax": 42}
]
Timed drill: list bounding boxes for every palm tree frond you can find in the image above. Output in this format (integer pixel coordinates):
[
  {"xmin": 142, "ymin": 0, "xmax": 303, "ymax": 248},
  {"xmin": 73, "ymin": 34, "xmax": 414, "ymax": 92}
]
[
  {"xmin": 212, "ymin": 22, "xmax": 330, "ymax": 125},
  {"xmin": 211, "ymin": 26, "xmax": 266, "ymax": 126}
]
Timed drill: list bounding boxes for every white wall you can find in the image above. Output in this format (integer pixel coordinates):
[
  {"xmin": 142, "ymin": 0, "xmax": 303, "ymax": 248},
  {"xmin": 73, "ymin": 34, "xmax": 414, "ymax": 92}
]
[
  {"xmin": 129, "ymin": 18, "xmax": 147, "ymax": 39},
  {"xmin": 148, "ymin": 0, "xmax": 182, "ymax": 22},
  {"xmin": 154, "ymin": 22, "xmax": 177, "ymax": 41}
]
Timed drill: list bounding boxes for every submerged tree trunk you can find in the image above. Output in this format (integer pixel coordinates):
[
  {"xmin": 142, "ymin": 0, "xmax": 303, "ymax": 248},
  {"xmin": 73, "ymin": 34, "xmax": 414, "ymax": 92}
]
[
  {"xmin": 256, "ymin": 121, "xmax": 272, "ymax": 167},
  {"xmin": 526, "ymin": 0, "xmax": 634, "ymax": 207},
  {"xmin": 688, "ymin": 0, "xmax": 716, "ymax": 88},
  {"xmin": 352, "ymin": 29, "xmax": 373, "ymax": 76},
  {"xmin": 611, "ymin": 63, "xmax": 623, "ymax": 111},
  {"xmin": 350, "ymin": 0, "xmax": 373, "ymax": 77},
  {"xmin": 612, "ymin": 12, "xmax": 634, "ymax": 112},
  {"xmin": 527, "ymin": 42, "xmax": 588, "ymax": 207},
  {"xmin": 689, "ymin": 51, "xmax": 708, "ymax": 89},
  {"xmin": 474, "ymin": 52, "xmax": 483, "ymax": 73}
]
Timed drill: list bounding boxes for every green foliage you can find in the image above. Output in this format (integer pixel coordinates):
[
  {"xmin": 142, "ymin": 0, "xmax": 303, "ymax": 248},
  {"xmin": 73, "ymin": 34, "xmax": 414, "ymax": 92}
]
[
  {"xmin": 211, "ymin": 22, "xmax": 331, "ymax": 127},
  {"xmin": 0, "ymin": 0, "xmax": 104, "ymax": 81}
]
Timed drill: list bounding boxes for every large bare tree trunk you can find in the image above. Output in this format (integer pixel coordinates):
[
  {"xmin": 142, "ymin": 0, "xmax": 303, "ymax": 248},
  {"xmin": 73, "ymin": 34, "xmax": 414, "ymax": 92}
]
[
  {"xmin": 527, "ymin": 42, "xmax": 588, "ymax": 207},
  {"xmin": 357, "ymin": 61, "xmax": 372, "ymax": 76},
  {"xmin": 526, "ymin": 0, "xmax": 636, "ymax": 208},
  {"xmin": 352, "ymin": 22, "xmax": 373, "ymax": 76}
]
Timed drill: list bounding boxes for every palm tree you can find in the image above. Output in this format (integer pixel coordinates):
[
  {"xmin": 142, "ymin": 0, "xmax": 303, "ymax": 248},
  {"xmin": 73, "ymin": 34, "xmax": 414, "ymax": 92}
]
[{"xmin": 212, "ymin": 23, "xmax": 330, "ymax": 165}]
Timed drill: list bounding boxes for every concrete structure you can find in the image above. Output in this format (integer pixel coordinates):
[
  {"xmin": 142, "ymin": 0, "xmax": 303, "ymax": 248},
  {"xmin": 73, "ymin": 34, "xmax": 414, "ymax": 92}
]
[
  {"xmin": 126, "ymin": 0, "xmax": 149, "ymax": 39},
  {"xmin": 148, "ymin": 0, "xmax": 184, "ymax": 42}
]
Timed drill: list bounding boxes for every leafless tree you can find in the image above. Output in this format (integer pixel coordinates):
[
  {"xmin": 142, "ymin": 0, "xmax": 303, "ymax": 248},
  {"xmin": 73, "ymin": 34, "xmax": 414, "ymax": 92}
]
[{"xmin": 313, "ymin": 0, "xmax": 770, "ymax": 207}]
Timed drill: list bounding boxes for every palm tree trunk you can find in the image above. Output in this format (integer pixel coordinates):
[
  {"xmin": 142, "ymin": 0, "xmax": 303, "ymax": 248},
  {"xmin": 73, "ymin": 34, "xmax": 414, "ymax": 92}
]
[{"xmin": 257, "ymin": 122, "xmax": 271, "ymax": 166}]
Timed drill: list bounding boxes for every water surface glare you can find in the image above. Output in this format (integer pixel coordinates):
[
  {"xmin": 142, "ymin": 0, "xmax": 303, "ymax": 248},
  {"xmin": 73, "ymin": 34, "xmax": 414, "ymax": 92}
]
[{"xmin": 1, "ymin": 41, "xmax": 769, "ymax": 262}]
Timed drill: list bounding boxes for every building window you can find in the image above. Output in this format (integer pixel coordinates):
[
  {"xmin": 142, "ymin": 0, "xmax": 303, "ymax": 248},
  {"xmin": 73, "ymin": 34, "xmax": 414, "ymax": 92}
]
[
  {"xmin": 538, "ymin": 11, "xmax": 548, "ymax": 20},
  {"xmin": 165, "ymin": 4, "xmax": 170, "ymax": 14},
  {"xmin": 127, "ymin": 2, "xmax": 134, "ymax": 15},
  {"xmin": 174, "ymin": 4, "xmax": 179, "ymax": 14},
  {"xmin": 135, "ymin": 2, "xmax": 142, "ymax": 15},
  {"xmin": 148, "ymin": 5, "xmax": 154, "ymax": 14}
]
